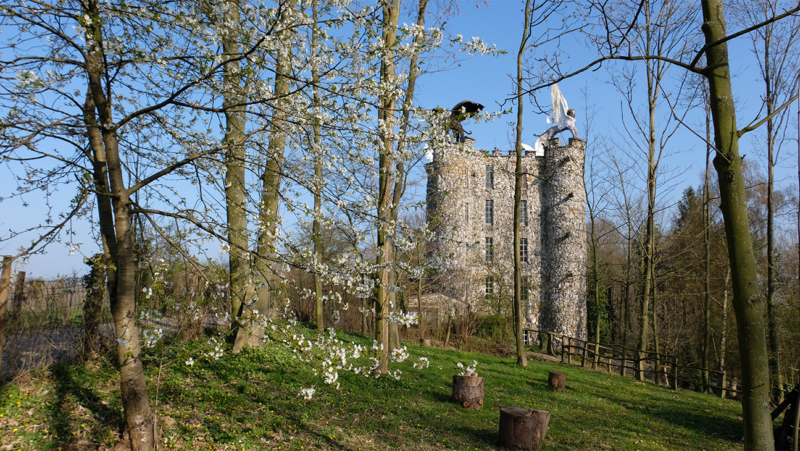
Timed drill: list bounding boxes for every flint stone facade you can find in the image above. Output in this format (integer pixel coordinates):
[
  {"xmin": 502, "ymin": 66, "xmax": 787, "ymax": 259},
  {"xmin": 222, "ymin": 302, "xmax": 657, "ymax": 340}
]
[{"xmin": 425, "ymin": 136, "xmax": 587, "ymax": 340}]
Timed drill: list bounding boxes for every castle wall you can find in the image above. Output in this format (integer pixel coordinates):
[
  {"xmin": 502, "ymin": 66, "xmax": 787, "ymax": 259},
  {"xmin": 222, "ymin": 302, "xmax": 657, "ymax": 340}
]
[
  {"xmin": 426, "ymin": 137, "xmax": 587, "ymax": 340},
  {"xmin": 541, "ymin": 137, "xmax": 588, "ymax": 340}
]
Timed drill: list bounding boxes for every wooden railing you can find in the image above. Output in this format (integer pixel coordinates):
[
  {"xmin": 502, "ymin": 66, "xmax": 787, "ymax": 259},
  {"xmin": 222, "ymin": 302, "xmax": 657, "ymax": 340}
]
[{"xmin": 524, "ymin": 329, "xmax": 738, "ymax": 399}]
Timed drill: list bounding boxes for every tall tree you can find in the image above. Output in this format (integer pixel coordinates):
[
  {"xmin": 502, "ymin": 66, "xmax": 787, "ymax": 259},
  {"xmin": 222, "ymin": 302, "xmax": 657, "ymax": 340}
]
[
  {"xmin": 311, "ymin": 0, "xmax": 326, "ymax": 335},
  {"xmin": 512, "ymin": 0, "xmax": 535, "ymax": 368},
  {"xmin": 386, "ymin": 0, "xmax": 430, "ymax": 351},
  {"xmin": 733, "ymin": 0, "xmax": 800, "ymax": 403},
  {"xmin": 533, "ymin": 0, "xmax": 800, "ymax": 444},
  {"xmin": 374, "ymin": 0, "xmax": 402, "ymax": 374},
  {"xmin": 233, "ymin": 0, "xmax": 296, "ymax": 351},
  {"xmin": 217, "ymin": 0, "xmax": 251, "ymax": 342},
  {"xmin": 604, "ymin": 0, "xmax": 697, "ymax": 380}
]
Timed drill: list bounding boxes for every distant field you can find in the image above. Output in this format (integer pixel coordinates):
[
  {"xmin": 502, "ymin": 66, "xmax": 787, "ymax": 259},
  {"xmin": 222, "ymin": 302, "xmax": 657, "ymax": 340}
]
[{"xmin": 0, "ymin": 324, "xmax": 748, "ymax": 450}]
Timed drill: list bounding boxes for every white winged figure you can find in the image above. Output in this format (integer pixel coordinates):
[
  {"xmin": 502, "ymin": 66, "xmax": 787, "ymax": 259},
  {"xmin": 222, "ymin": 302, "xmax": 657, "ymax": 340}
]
[{"xmin": 534, "ymin": 83, "xmax": 578, "ymax": 156}]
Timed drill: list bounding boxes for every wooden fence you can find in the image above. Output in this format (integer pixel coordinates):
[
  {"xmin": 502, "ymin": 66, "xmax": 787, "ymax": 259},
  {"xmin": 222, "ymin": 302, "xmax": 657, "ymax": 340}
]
[{"xmin": 525, "ymin": 329, "xmax": 738, "ymax": 399}]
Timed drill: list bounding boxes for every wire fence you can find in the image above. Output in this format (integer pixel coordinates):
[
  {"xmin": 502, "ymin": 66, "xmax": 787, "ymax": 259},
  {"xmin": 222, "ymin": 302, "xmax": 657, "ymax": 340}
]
[{"xmin": 1, "ymin": 270, "xmax": 229, "ymax": 378}]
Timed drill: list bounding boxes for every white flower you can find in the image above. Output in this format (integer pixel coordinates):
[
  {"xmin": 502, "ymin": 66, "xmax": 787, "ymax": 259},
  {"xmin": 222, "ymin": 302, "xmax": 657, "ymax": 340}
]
[
  {"xmin": 390, "ymin": 346, "xmax": 409, "ymax": 363},
  {"xmin": 185, "ymin": 357, "xmax": 195, "ymax": 366},
  {"xmin": 456, "ymin": 360, "xmax": 478, "ymax": 375},
  {"xmin": 299, "ymin": 387, "xmax": 315, "ymax": 400}
]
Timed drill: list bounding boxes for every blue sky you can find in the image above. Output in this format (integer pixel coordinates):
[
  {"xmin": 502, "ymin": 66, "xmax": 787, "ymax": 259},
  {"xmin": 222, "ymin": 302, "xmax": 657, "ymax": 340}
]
[{"xmin": 2, "ymin": 0, "xmax": 797, "ymax": 277}]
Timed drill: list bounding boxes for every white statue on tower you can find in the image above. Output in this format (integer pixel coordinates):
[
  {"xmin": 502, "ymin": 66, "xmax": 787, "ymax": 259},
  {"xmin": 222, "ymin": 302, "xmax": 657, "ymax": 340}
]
[{"xmin": 534, "ymin": 82, "xmax": 578, "ymax": 156}]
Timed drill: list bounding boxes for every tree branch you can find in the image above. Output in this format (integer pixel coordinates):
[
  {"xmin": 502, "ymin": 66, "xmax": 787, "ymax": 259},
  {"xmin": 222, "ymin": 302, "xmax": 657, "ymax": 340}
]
[
  {"xmin": 126, "ymin": 147, "xmax": 223, "ymax": 195},
  {"xmin": 737, "ymin": 92, "xmax": 800, "ymax": 137},
  {"xmin": 689, "ymin": 4, "xmax": 800, "ymax": 69}
]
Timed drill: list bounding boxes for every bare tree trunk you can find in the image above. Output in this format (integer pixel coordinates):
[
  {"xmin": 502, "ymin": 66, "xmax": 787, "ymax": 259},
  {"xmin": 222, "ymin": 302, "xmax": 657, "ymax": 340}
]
[
  {"xmin": 702, "ymin": 1, "xmax": 774, "ymax": 446},
  {"xmin": 719, "ymin": 267, "xmax": 730, "ymax": 371},
  {"xmin": 764, "ymin": 32, "xmax": 783, "ymax": 402},
  {"xmin": 590, "ymin": 209, "xmax": 601, "ymax": 367},
  {"xmin": 511, "ymin": 0, "xmax": 533, "ymax": 368},
  {"xmin": 653, "ymin": 279, "xmax": 660, "ymax": 384},
  {"xmin": 703, "ymin": 104, "xmax": 711, "ymax": 393},
  {"xmin": 637, "ymin": 93, "xmax": 656, "ymax": 381}
]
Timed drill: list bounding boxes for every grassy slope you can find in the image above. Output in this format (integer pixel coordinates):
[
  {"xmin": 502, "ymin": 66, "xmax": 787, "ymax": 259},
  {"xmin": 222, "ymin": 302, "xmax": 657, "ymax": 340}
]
[{"xmin": 0, "ymin": 326, "xmax": 748, "ymax": 451}]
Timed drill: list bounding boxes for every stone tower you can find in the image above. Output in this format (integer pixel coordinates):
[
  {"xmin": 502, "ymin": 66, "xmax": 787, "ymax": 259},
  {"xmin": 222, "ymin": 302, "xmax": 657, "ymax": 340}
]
[{"xmin": 425, "ymin": 136, "xmax": 587, "ymax": 341}]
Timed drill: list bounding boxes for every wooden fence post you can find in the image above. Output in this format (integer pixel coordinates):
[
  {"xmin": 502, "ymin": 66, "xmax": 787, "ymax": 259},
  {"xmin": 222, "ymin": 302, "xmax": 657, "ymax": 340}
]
[
  {"xmin": 10, "ymin": 270, "xmax": 25, "ymax": 325},
  {"xmin": 547, "ymin": 332, "xmax": 554, "ymax": 356},
  {"xmin": 634, "ymin": 351, "xmax": 642, "ymax": 382},
  {"xmin": 0, "ymin": 256, "xmax": 12, "ymax": 377},
  {"xmin": 566, "ymin": 337, "xmax": 571, "ymax": 365},
  {"xmin": 720, "ymin": 371, "xmax": 726, "ymax": 399},
  {"xmin": 620, "ymin": 346, "xmax": 626, "ymax": 377},
  {"xmin": 671, "ymin": 357, "xmax": 678, "ymax": 390},
  {"xmin": 581, "ymin": 343, "xmax": 587, "ymax": 368},
  {"xmin": 57, "ymin": 279, "xmax": 71, "ymax": 326}
]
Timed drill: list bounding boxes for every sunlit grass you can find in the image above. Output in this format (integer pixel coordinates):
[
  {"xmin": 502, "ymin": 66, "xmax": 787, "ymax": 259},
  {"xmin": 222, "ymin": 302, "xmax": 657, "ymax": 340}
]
[{"xmin": 0, "ymin": 325, "xmax": 750, "ymax": 450}]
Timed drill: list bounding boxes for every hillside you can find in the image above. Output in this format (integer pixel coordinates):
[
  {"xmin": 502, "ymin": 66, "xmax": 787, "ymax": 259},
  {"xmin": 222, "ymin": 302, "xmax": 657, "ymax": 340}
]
[{"xmin": 0, "ymin": 326, "xmax": 747, "ymax": 451}]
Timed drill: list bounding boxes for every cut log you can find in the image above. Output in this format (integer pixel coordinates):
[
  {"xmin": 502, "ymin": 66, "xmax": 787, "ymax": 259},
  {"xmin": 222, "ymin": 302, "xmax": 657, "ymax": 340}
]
[
  {"xmin": 498, "ymin": 407, "xmax": 550, "ymax": 450},
  {"xmin": 421, "ymin": 338, "xmax": 431, "ymax": 347},
  {"xmin": 548, "ymin": 371, "xmax": 565, "ymax": 392},
  {"xmin": 450, "ymin": 375, "xmax": 484, "ymax": 409}
]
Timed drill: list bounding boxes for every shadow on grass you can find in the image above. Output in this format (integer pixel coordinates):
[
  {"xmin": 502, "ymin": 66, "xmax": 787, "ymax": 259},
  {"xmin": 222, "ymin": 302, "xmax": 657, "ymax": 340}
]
[
  {"xmin": 49, "ymin": 357, "xmax": 125, "ymax": 448},
  {"xmin": 555, "ymin": 369, "xmax": 743, "ymax": 443}
]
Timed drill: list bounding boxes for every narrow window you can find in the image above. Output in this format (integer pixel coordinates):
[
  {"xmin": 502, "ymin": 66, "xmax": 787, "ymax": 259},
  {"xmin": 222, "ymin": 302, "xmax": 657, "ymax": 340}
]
[
  {"xmin": 485, "ymin": 165, "xmax": 494, "ymax": 189},
  {"xmin": 520, "ymin": 237, "xmax": 528, "ymax": 263},
  {"xmin": 521, "ymin": 200, "xmax": 528, "ymax": 225},
  {"xmin": 485, "ymin": 277, "xmax": 494, "ymax": 296},
  {"xmin": 485, "ymin": 237, "xmax": 494, "ymax": 262},
  {"xmin": 485, "ymin": 200, "xmax": 494, "ymax": 225},
  {"xmin": 522, "ymin": 276, "xmax": 530, "ymax": 302}
]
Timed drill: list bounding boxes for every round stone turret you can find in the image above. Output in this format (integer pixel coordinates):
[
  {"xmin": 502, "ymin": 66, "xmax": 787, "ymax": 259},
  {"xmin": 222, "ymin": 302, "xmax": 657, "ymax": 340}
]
[{"xmin": 540, "ymin": 137, "xmax": 587, "ymax": 340}]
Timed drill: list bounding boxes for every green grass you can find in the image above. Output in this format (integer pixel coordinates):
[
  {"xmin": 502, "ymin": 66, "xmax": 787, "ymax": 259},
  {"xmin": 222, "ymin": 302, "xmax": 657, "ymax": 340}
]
[{"xmin": 0, "ymin": 325, "xmax": 749, "ymax": 450}]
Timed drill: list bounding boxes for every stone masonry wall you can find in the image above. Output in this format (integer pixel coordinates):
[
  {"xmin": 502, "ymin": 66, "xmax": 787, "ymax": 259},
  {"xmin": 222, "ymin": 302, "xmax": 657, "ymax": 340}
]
[
  {"xmin": 541, "ymin": 137, "xmax": 587, "ymax": 340},
  {"xmin": 426, "ymin": 137, "xmax": 587, "ymax": 339}
]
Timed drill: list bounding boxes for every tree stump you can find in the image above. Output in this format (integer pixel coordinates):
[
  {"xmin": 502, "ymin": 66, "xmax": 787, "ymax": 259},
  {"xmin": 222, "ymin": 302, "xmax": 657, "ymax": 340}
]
[
  {"xmin": 450, "ymin": 374, "xmax": 484, "ymax": 409},
  {"xmin": 421, "ymin": 338, "xmax": 431, "ymax": 346},
  {"xmin": 548, "ymin": 371, "xmax": 565, "ymax": 392},
  {"xmin": 498, "ymin": 407, "xmax": 550, "ymax": 451}
]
